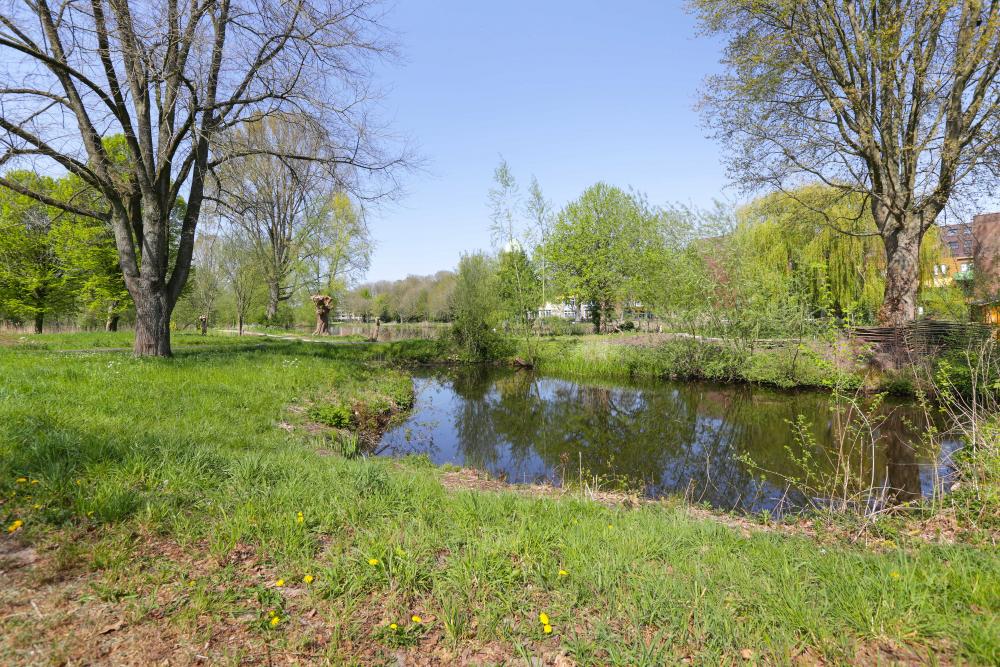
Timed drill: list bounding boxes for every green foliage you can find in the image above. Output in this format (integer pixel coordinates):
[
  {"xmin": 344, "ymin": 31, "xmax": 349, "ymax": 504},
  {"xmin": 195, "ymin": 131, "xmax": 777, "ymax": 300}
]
[
  {"xmin": 496, "ymin": 245, "xmax": 541, "ymax": 327},
  {"xmin": 307, "ymin": 403, "xmax": 353, "ymax": 428},
  {"xmin": 449, "ymin": 252, "xmax": 508, "ymax": 360},
  {"xmin": 545, "ymin": 183, "xmax": 665, "ymax": 332}
]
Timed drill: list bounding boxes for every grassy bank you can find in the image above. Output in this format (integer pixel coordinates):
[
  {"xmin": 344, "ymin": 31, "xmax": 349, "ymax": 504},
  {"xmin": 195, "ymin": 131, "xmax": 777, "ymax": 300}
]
[
  {"xmin": 515, "ymin": 334, "xmax": 862, "ymax": 390},
  {"xmin": 1, "ymin": 334, "xmax": 997, "ymax": 664}
]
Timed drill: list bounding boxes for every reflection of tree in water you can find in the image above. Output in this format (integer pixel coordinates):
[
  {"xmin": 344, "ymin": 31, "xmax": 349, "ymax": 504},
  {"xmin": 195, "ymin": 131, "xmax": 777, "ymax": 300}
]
[{"xmin": 396, "ymin": 367, "xmax": 944, "ymax": 513}]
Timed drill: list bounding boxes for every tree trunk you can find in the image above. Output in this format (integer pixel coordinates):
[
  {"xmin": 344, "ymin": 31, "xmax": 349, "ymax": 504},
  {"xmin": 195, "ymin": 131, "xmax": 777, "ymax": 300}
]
[
  {"xmin": 33, "ymin": 312, "xmax": 43, "ymax": 334},
  {"xmin": 266, "ymin": 280, "xmax": 280, "ymax": 321},
  {"xmin": 591, "ymin": 304, "xmax": 601, "ymax": 334},
  {"xmin": 105, "ymin": 301, "xmax": 120, "ymax": 332},
  {"xmin": 199, "ymin": 315, "xmax": 208, "ymax": 335},
  {"xmin": 238, "ymin": 314, "xmax": 244, "ymax": 336},
  {"xmin": 878, "ymin": 225, "xmax": 923, "ymax": 326},
  {"xmin": 312, "ymin": 294, "xmax": 332, "ymax": 335},
  {"xmin": 133, "ymin": 291, "xmax": 173, "ymax": 356}
]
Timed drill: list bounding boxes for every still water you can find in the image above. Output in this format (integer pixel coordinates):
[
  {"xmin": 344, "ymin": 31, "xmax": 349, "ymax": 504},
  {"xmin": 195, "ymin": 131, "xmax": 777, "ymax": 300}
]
[{"xmin": 378, "ymin": 367, "xmax": 958, "ymax": 513}]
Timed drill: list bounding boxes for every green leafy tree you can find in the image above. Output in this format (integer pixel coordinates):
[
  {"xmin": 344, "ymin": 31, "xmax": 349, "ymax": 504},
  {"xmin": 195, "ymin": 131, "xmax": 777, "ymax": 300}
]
[
  {"xmin": 450, "ymin": 252, "xmax": 504, "ymax": 360},
  {"xmin": 545, "ymin": 183, "xmax": 665, "ymax": 332},
  {"xmin": 496, "ymin": 245, "xmax": 541, "ymax": 328}
]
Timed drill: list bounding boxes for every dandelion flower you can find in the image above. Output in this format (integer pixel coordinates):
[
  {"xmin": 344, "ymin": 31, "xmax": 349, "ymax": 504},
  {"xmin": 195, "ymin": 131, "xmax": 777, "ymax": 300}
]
[
  {"xmin": 538, "ymin": 612, "xmax": 549, "ymax": 625},
  {"xmin": 30, "ymin": 480, "xmax": 38, "ymax": 485},
  {"xmin": 270, "ymin": 615, "xmax": 281, "ymax": 627},
  {"xmin": 275, "ymin": 579, "xmax": 285, "ymax": 587},
  {"xmin": 7, "ymin": 520, "xmax": 23, "ymax": 533},
  {"xmin": 411, "ymin": 615, "xmax": 422, "ymax": 623},
  {"xmin": 15, "ymin": 478, "xmax": 26, "ymax": 484},
  {"xmin": 33, "ymin": 504, "xmax": 41, "ymax": 510},
  {"xmin": 389, "ymin": 623, "xmax": 398, "ymax": 630},
  {"xmin": 296, "ymin": 511, "xmax": 304, "ymax": 524},
  {"xmin": 890, "ymin": 571, "xmax": 901, "ymax": 579},
  {"xmin": 368, "ymin": 558, "xmax": 379, "ymax": 566},
  {"xmin": 303, "ymin": 574, "xmax": 314, "ymax": 584},
  {"xmin": 543, "ymin": 624, "xmax": 553, "ymax": 634},
  {"xmin": 558, "ymin": 569, "xmax": 568, "ymax": 577}
]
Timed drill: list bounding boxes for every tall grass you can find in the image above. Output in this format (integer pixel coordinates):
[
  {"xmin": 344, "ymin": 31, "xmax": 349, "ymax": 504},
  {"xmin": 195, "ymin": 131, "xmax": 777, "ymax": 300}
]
[{"xmin": 0, "ymin": 335, "xmax": 996, "ymax": 664}]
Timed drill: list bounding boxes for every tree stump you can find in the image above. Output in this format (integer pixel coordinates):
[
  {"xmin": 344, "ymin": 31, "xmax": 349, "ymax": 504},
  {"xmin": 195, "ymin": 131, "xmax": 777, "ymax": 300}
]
[{"xmin": 312, "ymin": 295, "xmax": 333, "ymax": 335}]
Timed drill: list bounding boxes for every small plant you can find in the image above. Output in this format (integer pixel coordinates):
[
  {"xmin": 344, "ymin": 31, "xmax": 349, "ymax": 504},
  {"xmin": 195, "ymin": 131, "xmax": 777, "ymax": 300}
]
[{"xmin": 307, "ymin": 402, "xmax": 352, "ymax": 428}]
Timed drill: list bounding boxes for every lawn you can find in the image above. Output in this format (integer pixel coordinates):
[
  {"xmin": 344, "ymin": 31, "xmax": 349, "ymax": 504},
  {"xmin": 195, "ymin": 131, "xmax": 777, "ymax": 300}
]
[{"xmin": 0, "ymin": 334, "xmax": 996, "ymax": 665}]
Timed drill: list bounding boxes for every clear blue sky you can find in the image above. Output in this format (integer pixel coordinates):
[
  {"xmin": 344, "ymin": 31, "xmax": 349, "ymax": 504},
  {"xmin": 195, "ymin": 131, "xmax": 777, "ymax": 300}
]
[{"xmin": 365, "ymin": 0, "xmax": 730, "ymax": 281}]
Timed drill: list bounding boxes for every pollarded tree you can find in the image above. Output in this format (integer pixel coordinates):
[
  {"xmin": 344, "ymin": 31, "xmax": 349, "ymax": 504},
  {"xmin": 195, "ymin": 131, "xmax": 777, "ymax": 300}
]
[
  {"xmin": 0, "ymin": 0, "xmax": 405, "ymax": 355},
  {"xmin": 692, "ymin": 0, "xmax": 1000, "ymax": 325},
  {"xmin": 545, "ymin": 184, "xmax": 665, "ymax": 333}
]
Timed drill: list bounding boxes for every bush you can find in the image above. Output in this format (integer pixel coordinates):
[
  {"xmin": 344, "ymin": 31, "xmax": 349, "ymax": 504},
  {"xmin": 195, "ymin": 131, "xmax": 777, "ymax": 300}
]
[{"xmin": 307, "ymin": 402, "xmax": 352, "ymax": 428}]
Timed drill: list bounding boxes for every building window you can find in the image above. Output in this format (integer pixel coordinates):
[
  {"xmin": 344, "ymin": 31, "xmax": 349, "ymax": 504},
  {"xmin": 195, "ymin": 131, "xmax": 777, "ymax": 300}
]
[
  {"xmin": 948, "ymin": 241, "xmax": 960, "ymax": 254},
  {"xmin": 964, "ymin": 241, "xmax": 973, "ymax": 255},
  {"xmin": 960, "ymin": 263, "xmax": 969, "ymax": 272}
]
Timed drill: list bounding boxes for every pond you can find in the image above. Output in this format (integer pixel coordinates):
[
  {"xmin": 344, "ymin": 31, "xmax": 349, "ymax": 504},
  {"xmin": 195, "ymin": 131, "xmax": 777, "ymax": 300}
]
[{"xmin": 377, "ymin": 367, "xmax": 959, "ymax": 514}]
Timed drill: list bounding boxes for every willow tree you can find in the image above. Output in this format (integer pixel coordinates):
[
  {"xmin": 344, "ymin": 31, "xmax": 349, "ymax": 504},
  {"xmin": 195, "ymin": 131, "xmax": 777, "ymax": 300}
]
[
  {"xmin": 692, "ymin": 1, "xmax": 1000, "ymax": 325},
  {"xmin": 0, "ymin": 0, "xmax": 403, "ymax": 355},
  {"xmin": 735, "ymin": 185, "xmax": 949, "ymax": 323}
]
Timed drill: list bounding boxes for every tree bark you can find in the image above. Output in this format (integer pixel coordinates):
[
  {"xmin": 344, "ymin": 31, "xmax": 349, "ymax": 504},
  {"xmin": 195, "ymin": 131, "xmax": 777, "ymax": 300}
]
[
  {"xmin": 33, "ymin": 312, "xmax": 43, "ymax": 334},
  {"xmin": 238, "ymin": 314, "xmax": 244, "ymax": 336},
  {"xmin": 878, "ymin": 223, "xmax": 923, "ymax": 326},
  {"xmin": 313, "ymin": 294, "xmax": 332, "ymax": 335},
  {"xmin": 105, "ymin": 301, "xmax": 120, "ymax": 332},
  {"xmin": 133, "ymin": 290, "xmax": 173, "ymax": 357},
  {"xmin": 266, "ymin": 280, "xmax": 281, "ymax": 321}
]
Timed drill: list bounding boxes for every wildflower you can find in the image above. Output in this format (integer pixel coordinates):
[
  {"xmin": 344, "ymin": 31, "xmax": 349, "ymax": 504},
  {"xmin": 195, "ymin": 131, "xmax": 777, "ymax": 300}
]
[
  {"xmin": 270, "ymin": 615, "xmax": 281, "ymax": 627},
  {"xmin": 389, "ymin": 623, "xmax": 398, "ymax": 630},
  {"xmin": 296, "ymin": 511, "xmax": 304, "ymax": 524},
  {"xmin": 268, "ymin": 609, "xmax": 276, "ymax": 617},
  {"xmin": 890, "ymin": 571, "xmax": 901, "ymax": 579},
  {"xmin": 411, "ymin": 615, "xmax": 422, "ymax": 623},
  {"xmin": 15, "ymin": 478, "xmax": 26, "ymax": 484},
  {"xmin": 303, "ymin": 574, "xmax": 314, "ymax": 584},
  {"xmin": 275, "ymin": 579, "xmax": 285, "ymax": 587},
  {"xmin": 7, "ymin": 519, "xmax": 23, "ymax": 533},
  {"xmin": 33, "ymin": 504, "xmax": 41, "ymax": 510},
  {"xmin": 543, "ymin": 624, "xmax": 553, "ymax": 634},
  {"xmin": 538, "ymin": 612, "xmax": 549, "ymax": 625},
  {"xmin": 558, "ymin": 569, "xmax": 568, "ymax": 577},
  {"xmin": 368, "ymin": 558, "xmax": 379, "ymax": 566},
  {"xmin": 607, "ymin": 524, "xmax": 614, "ymax": 529},
  {"xmin": 29, "ymin": 480, "xmax": 38, "ymax": 485}
]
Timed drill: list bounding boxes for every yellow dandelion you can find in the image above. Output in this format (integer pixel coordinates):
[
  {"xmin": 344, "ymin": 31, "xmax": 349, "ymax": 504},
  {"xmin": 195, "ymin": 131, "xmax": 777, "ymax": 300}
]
[
  {"xmin": 33, "ymin": 504, "xmax": 41, "ymax": 510},
  {"xmin": 275, "ymin": 579, "xmax": 285, "ymax": 587},
  {"xmin": 7, "ymin": 519, "xmax": 23, "ymax": 533},
  {"xmin": 269, "ymin": 615, "xmax": 281, "ymax": 627},
  {"xmin": 558, "ymin": 569, "xmax": 568, "ymax": 577},
  {"xmin": 296, "ymin": 511, "xmax": 304, "ymax": 524},
  {"xmin": 389, "ymin": 623, "xmax": 398, "ymax": 630},
  {"xmin": 303, "ymin": 574, "xmax": 314, "ymax": 584},
  {"xmin": 890, "ymin": 571, "xmax": 901, "ymax": 579},
  {"xmin": 15, "ymin": 477, "xmax": 26, "ymax": 484},
  {"xmin": 538, "ymin": 612, "xmax": 549, "ymax": 625},
  {"xmin": 543, "ymin": 624, "xmax": 553, "ymax": 634},
  {"xmin": 368, "ymin": 558, "xmax": 379, "ymax": 566},
  {"xmin": 30, "ymin": 480, "xmax": 38, "ymax": 485},
  {"xmin": 411, "ymin": 615, "xmax": 422, "ymax": 623}
]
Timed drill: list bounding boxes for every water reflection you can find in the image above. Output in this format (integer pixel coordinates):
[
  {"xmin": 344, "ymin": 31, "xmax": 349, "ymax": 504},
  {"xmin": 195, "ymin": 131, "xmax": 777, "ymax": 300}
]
[{"xmin": 378, "ymin": 367, "xmax": 956, "ymax": 513}]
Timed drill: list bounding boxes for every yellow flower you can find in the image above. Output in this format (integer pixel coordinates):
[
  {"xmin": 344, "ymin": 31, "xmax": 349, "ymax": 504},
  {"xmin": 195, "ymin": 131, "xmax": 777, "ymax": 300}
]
[
  {"xmin": 607, "ymin": 524, "xmax": 614, "ymax": 529},
  {"xmin": 411, "ymin": 615, "xmax": 422, "ymax": 623},
  {"xmin": 268, "ymin": 609, "xmax": 276, "ymax": 617},
  {"xmin": 269, "ymin": 615, "xmax": 281, "ymax": 627},
  {"xmin": 33, "ymin": 504, "xmax": 41, "ymax": 510},
  {"xmin": 538, "ymin": 612, "xmax": 549, "ymax": 625},
  {"xmin": 543, "ymin": 624, "xmax": 553, "ymax": 634},
  {"xmin": 368, "ymin": 558, "xmax": 379, "ymax": 566},
  {"xmin": 389, "ymin": 623, "xmax": 398, "ymax": 630},
  {"xmin": 890, "ymin": 571, "xmax": 901, "ymax": 579},
  {"xmin": 275, "ymin": 579, "xmax": 285, "ymax": 587},
  {"xmin": 15, "ymin": 477, "xmax": 26, "ymax": 484},
  {"xmin": 7, "ymin": 519, "xmax": 23, "ymax": 533},
  {"xmin": 303, "ymin": 574, "xmax": 314, "ymax": 584},
  {"xmin": 296, "ymin": 512, "xmax": 304, "ymax": 524},
  {"xmin": 558, "ymin": 569, "xmax": 568, "ymax": 577},
  {"xmin": 30, "ymin": 480, "xmax": 38, "ymax": 485}
]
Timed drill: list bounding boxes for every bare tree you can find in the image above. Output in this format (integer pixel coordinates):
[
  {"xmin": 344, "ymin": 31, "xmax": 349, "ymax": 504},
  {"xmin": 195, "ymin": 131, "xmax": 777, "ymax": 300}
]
[
  {"xmin": 218, "ymin": 229, "xmax": 259, "ymax": 336},
  {"xmin": 692, "ymin": 0, "xmax": 1000, "ymax": 325},
  {"xmin": 0, "ymin": 0, "xmax": 406, "ymax": 355}
]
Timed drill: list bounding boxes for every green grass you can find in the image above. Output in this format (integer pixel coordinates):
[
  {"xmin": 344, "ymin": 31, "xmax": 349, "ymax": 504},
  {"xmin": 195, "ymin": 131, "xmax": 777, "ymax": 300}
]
[
  {"xmin": 1, "ymin": 334, "xmax": 997, "ymax": 664},
  {"xmin": 520, "ymin": 336, "xmax": 862, "ymax": 389}
]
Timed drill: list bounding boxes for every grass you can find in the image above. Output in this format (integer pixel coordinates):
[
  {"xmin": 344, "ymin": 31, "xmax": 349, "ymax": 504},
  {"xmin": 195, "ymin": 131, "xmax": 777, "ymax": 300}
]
[
  {"xmin": 518, "ymin": 335, "xmax": 862, "ymax": 390},
  {"xmin": 1, "ymin": 333, "xmax": 997, "ymax": 664}
]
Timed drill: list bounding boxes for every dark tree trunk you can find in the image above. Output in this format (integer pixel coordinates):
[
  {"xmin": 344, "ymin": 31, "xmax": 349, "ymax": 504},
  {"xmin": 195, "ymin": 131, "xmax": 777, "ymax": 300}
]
[
  {"xmin": 105, "ymin": 304, "xmax": 120, "ymax": 332},
  {"xmin": 590, "ymin": 304, "xmax": 601, "ymax": 334},
  {"xmin": 878, "ymin": 224, "xmax": 923, "ymax": 326},
  {"xmin": 133, "ymin": 290, "xmax": 173, "ymax": 357},
  {"xmin": 33, "ymin": 312, "xmax": 43, "ymax": 334},
  {"xmin": 238, "ymin": 314, "xmax": 244, "ymax": 336}
]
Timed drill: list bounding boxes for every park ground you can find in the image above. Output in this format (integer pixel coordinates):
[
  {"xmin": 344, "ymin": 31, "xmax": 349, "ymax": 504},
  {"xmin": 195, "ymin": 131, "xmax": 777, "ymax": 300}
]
[{"xmin": 0, "ymin": 332, "xmax": 997, "ymax": 665}]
